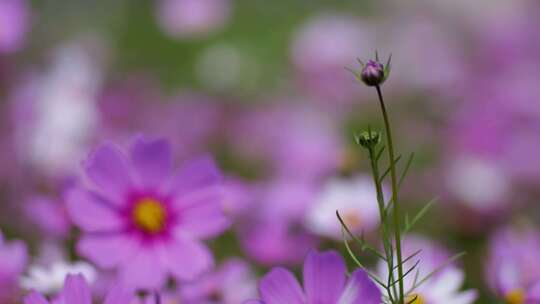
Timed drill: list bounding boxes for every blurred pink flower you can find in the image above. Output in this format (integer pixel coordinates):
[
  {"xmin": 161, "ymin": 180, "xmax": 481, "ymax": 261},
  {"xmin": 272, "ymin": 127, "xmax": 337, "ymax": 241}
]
[
  {"xmin": 156, "ymin": 0, "xmax": 231, "ymax": 39},
  {"xmin": 0, "ymin": 230, "xmax": 28, "ymax": 302},
  {"xmin": 239, "ymin": 180, "xmax": 318, "ymax": 266},
  {"xmin": 181, "ymin": 258, "xmax": 257, "ymax": 303},
  {"xmin": 247, "ymin": 250, "xmax": 381, "ymax": 304},
  {"xmin": 11, "ymin": 42, "xmax": 102, "ymax": 178},
  {"xmin": 23, "ymin": 274, "xmax": 133, "ymax": 304},
  {"xmin": 24, "ymin": 195, "xmax": 70, "ymax": 238},
  {"xmin": 291, "ymin": 14, "xmax": 371, "ymax": 105},
  {"xmin": 305, "ymin": 175, "xmax": 384, "ymax": 240},
  {"xmin": 230, "ymin": 103, "xmax": 343, "ymax": 181},
  {"xmin": 377, "ymin": 235, "xmax": 477, "ymax": 303},
  {"xmin": 66, "ymin": 136, "xmax": 229, "ymax": 289},
  {"xmin": 0, "ymin": 0, "xmax": 29, "ymax": 53},
  {"xmin": 486, "ymin": 227, "xmax": 540, "ymax": 302},
  {"xmin": 99, "ymin": 86, "xmax": 222, "ymax": 161}
]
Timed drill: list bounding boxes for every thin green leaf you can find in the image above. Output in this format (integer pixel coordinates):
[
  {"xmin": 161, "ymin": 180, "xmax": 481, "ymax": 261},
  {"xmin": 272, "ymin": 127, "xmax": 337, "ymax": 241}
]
[
  {"xmin": 393, "ymin": 249, "xmax": 422, "ymax": 271},
  {"xmin": 336, "ymin": 211, "xmax": 387, "ymax": 261},
  {"xmin": 403, "ymin": 198, "xmax": 438, "ymax": 234},
  {"xmin": 345, "ymin": 67, "xmax": 361, "ymax": 81},
  {"xmin": 398, "ymin": 153, "xmax": 415, "ymax": 189},
  {"xmin": 341, "ymin": 228, "xmax": 387, "ymax": 289},
  {"xmin": 407, "ymin": 252, "xmax": 466, "ymax": 294},
  {"xmin": 376, "ymin": 146, "xmax": 386, "ymax": 161},
  {"xmin": 380, "ymin": 155, "xmax": 402, "ymax": 183}
]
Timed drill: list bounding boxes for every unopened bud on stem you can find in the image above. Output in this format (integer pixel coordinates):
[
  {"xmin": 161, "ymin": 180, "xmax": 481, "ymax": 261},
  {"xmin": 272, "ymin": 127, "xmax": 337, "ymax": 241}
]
[
  {"xmin": 361, "ymin": 60, "xmax": 385, "ymax": 86},
  {"xmin": 356, "ymin": 130, "xmax": 381, "ymax": 149}
]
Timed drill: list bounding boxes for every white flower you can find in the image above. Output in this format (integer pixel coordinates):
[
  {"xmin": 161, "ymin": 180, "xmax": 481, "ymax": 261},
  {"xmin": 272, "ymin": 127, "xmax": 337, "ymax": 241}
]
[
  {"xmin": 377, "ymin": 236, "xmax": 477, "ymax": 304},
  {"xmin": 20, "ymin": 260, "xmax": 97, "ymax": 294},
  {"xmin": 447, "ymin": 156, "xmax": 510, "ymax": 212},
  {"xmin": 305, "ymin": 175, "xmax": 383, "ymax": 239}
]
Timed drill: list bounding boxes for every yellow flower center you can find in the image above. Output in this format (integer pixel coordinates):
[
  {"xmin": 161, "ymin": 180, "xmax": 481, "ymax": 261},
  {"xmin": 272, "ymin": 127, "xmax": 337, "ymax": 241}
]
[
  {"xmin": 406, "ymin": 293, "xmax": 425, "ymax": 304},
  {"xmin": 505, "ymin": 289, "xmax": 525, "ymax": 304},
  {"xmin": 132, "ymin": 198, "xmax": 166, "ymax": 233}
]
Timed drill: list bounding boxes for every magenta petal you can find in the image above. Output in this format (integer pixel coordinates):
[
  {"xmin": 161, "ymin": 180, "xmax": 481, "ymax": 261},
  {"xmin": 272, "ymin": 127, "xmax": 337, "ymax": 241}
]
[
  {"xmin": 23, "ymin": 291, "xmax": 49, "ymax": 304},
  {"xmin": 168, "ymin": 155, "xmax": 222, "ymax": 196},
  {"xmin": 303, "ymin": 250, "xmax": 346, "ymax": 303},
  {"xmin": 62, "ymin": 274, "xmax": 92, "ymax": 304},
  {"xmin": 103, "ymin": 284, "xmax": 135, "ymax": 304},
  {"xmin": 130, "ymin": 136, "xmax": 172, "ymax": 188},
  {"xmin": 159, "ymin": 237, "xmax": 214, "ymax": 281},
  {"xmin": 119, "ymin": 248, "xmax": 167, "ymax": 289},
  {"xmin": 84, "ymin": 142, "xmax": 133, "ymax": 203},
  {"xmin": 174, "ymin": 188, "xmax": 229, "ymax": 239},
  {"xmin": 259, "ymin": 268, "xmax": 305, "ymax": 304},
  {"xmin": 77, "ymin": 234, "xmax": 138, "ymax": 268},
  {"xmin": 337, "ymin": 269, "xmax": 381, "ymax": 304},
  {"xmin": 65, "ymin": 189, "xmax": 124, "ymax": 232},
  {"xmin": 243, "ymin": 301, "xmax": 265, "ymax": 304}
]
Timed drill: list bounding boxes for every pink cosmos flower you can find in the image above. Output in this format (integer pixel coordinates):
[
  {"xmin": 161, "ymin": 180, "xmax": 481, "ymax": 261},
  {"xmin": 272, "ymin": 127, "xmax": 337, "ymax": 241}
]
[
  {"xmin": 23, "ymin": 274, "xmax": 133, "ymax": 304},
  {"xmin": 66, "ymin": 136, "xmax": 229, "ymax": 289},
  {"xmin": 377, "ymin": 235, "xmax": 477, "ymax": 304},
  {"xmin": 486, "ymin": 227, "xmax": 540, "ymax": 303},
  {"xmin": 245, "ymin": 250, "xmax": 381, "ymax": 304}
]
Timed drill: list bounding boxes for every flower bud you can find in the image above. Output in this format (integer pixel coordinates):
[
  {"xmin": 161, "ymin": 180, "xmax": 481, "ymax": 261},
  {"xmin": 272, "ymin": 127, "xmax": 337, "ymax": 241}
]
[
  {"xmin": 361, "ymin": 60, "xmax": 385, "ymax": 86},
  {"xmin": 356, "ymin": 130, "xmax": 381, "ymax": 149}
]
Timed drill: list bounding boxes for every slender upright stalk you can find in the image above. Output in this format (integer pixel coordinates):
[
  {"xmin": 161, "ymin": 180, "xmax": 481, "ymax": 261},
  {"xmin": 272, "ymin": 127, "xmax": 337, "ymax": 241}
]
[
  {"xmin": 375, "ymin": 85, "xmax": 405, "ymax": 304},
  {"xmin": 367, "ymin": 146, "xmax": 397, "ymax": 302}
]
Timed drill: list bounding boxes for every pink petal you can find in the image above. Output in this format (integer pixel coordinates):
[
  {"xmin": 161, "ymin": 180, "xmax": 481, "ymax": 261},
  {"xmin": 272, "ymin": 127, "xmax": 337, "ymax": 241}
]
[
  {"xmin": 23, "ymin": 291, "xmax": 49, "ymax": 304},
  {"xmin": 158, "ymin": 236, "xmax": 214, "ymax": 281},
  {"xmin": 77, "ymin": 234, "xmax": 138, "ymax": 268},
  {"xmin": 83, "ymin": 142, "xmax": 133, "ymax": 203},
  {"xmin": 62, "ymin": 274, "xmax": 92, "ymax": 304},
  {"xmin": 103, "ymin": 284, "xmax": 135, "ymax": 304},
  {"xmin": 168, "ymin": 155, "xmax": 222, "ymax": 196},
  {"xmin": 174, "ymin": 188, "xmax": 229, "ymax": 239},
  {"xmin": 65, "ymin": 188, "xmax": 125, "ymax": 232},
  {"xmin": 303, "ymin": 250, "xmax": 346, "ymax": 303},
  {"xmin": 338, "ymin": 269, "xmax": 381, "ymax": 304},
  {"xmin": 259, "ymin": 268, "xmax": 305, "ymax": 304},
  {"xmin": 130, "ymin": 136, "xmax": 172, "ymax": 189},
  {"xmin": 119, "ymin": 248, "xmax": 167, "ymax": 289}
]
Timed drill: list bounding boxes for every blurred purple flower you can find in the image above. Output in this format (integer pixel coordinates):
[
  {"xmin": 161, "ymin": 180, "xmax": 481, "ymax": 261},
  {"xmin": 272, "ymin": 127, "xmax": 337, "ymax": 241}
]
[
  {"xmin": 486, "ymin": 227, "xmax": 540, "ymax": 303},
  {"xmin": 291, "ymin": 14, "xmax": 371, "ymax": 105},
  {"xmin": 377, "ymin": 235, "xmax": 477, "ymax": 303},
  {"xmin": 0, "ymin": 0, "xmax": 29, "ymax": 54},
  {"xmin": 230, "ymin": 103, "xmax": 343, "ymax": 181},
  {"xmin": 23, "ymin": 274, "xmax": 133, "ymax": 304},
  {"xmin": 156, "ymin": 0, "xmax": 231, "ymax": 39},
  {"xmin": 245, "ymin": 250, "xmax": 381, "ymax": 304},
  {"xmin": 305, "ymin": 175, "xmax": 384, "ymax": 240},
  {"xmin": 99, "ymin": 87, "xmax": 222, "ymax": 161},
  {"xmin": 221, "ymin": 177, "xmax": 254, "ymax": 219},
  {"xmin": 181, "ymin": 258, "xmax": 257, "ymax": 303},
  {"xmin": 66, "ymin": 136, "xmax": 229, "ymax": 289},
  {"xmin": 384, "ymin": 15, "xmax": 465, "ymax": 94},
  {"xmin": 11, "ymin": 42, "xmax": 102, "ymax": 178},
  {"xmin": 239, "ymin": 180, "xmax": 318, "ymax": 266},
  {"xmin": 24, "ymin": 195, "xmax": 70, "ymax": 239},
  {"xmin": 0, "ymin": 230, "xmax": 28, "ymax": 303}
]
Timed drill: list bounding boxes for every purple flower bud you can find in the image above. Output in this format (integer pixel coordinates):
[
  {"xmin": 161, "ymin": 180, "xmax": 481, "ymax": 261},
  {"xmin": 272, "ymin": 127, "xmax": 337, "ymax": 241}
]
[{"xmin": 361, "ymin": 59, "xmax": 385, "ymax": 86}]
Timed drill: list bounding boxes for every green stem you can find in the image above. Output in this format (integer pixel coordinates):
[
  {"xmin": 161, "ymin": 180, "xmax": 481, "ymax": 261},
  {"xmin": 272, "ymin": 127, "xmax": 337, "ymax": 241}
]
[
  {"xmin": 375, "ymin": 85, "xmax": 405, "ymax": 304},
  {"xmin": 367, "ymin": 146, "xmax": 397, "ymax": 302}
]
